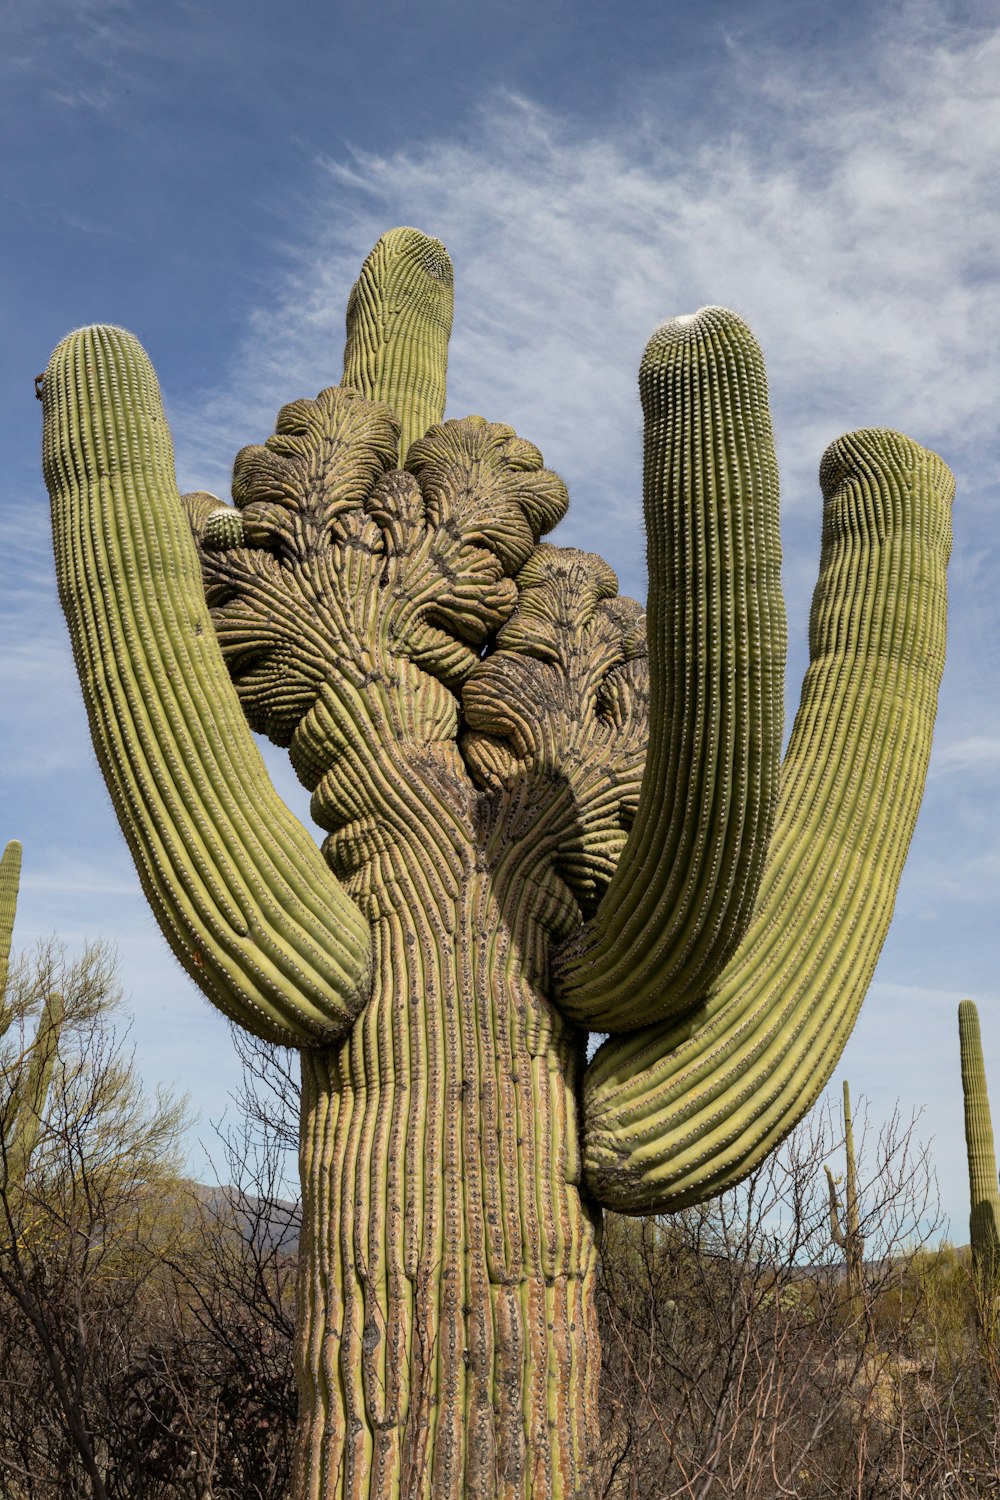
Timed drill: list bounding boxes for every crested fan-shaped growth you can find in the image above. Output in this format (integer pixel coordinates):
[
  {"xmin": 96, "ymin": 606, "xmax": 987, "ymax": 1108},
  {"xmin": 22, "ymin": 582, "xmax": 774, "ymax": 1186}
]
[{"xmin": 42, "ymin": 227, "xmax": 954, "ymax": 1500}]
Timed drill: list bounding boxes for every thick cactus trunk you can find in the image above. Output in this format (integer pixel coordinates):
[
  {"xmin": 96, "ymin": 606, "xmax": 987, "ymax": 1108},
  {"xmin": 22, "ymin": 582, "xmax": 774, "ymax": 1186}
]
[{"xmin": 294, "ymin": 849, "xmax": 598, "ymax": 1500}]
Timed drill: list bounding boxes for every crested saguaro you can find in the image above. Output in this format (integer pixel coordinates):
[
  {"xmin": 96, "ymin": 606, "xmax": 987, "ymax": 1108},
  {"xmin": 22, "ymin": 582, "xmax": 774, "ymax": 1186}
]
[{"xmin": 42, "ymin": 227, "xmax": 954, "ymax": 1499}]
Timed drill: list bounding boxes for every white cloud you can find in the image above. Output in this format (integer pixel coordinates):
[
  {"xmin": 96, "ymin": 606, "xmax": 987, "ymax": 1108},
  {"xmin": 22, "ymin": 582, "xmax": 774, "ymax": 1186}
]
[
  {"xmin": 173, "ymin": 6, "xmax": 999, "ymax": 616},
  {"xmin": 932, "ymin": 735, "xmax": 1000, "ymax": 775},
  {"xmin": 46, "ymin": 85, "xmax": 114, "ymax": 110},
  {"xmin": 3, "ymin": 0, "xmax": 142, "ymax": 117}
]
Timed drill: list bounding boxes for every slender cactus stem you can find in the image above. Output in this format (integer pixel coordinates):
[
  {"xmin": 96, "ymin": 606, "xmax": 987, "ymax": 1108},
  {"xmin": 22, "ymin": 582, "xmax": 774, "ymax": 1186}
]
[
  {"xmin": 959, "ymin": 999, "xmax": 1000, "ymax": 1280},
  {"xmin": 0, "ymin": 841, "xmax": 21, "ymax": 1009},
  {"xmin": 0, "ymin": 840, "xmax": 67, "ymax": 1187}
]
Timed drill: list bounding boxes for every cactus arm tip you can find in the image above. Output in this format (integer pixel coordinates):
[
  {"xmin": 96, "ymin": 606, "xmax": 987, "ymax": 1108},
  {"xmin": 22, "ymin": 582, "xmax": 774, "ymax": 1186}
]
[{"xmin": 343, "ymin": 226, "xmax": 454, "ymax": 463}]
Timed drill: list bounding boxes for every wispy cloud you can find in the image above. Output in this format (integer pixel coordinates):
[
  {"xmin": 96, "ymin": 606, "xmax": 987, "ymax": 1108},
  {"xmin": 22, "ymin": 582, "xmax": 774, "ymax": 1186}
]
[
  {"xmin": 868, "ymin": 979, "xmax": 974, "ymax": 1012},
  {"xmin": 22, "ymin": 869, "xmax": 138, "ymax": 899},
  {"xmin": 4, "ymin": 0, "xmax": 137, "ymax": 113},
  {"xmin": 46, "ymin": 86, "xmax": 114, "ymax": 110},
  {"xmin": 932, "ymin": 736, "xmax": 1000, "ymax": 776},
  {"xmin": 174, "ymin": 5, "xmax": 999, "ymax": 608}
]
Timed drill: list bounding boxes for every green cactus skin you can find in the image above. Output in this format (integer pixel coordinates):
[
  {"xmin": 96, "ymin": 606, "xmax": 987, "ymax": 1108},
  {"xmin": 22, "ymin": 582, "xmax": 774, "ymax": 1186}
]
[
  {"xmin": 202, "ymin": 506, "xmax": 246, "ymax": 551},
  {"xmin": 42, "ymin": 230, "xmax": 954, "ymax": 1500},
  {"xmin": 582, "ymin": 428, "xmax": 953, "ymax": 1213},
  {"xmin": 343, "ymin": 227, "xmax": 454, "ymax": 464},
  {"xmin": 825, "ymin": 1079, "xmax": 864, "ymax": 1296},
  {"xmin": 42, "ymin": 329, "xmax": 373, "ymax": 1046},
  {"xmin": 1, "ymin": 840, "xmax": 66, "ymax": 1185},
  {"xmin": 0, "ymin": 840, "xmax": 19, "ymax": 1002},
  {"xmin": 959, "ymin": 999, "xmax": 1000, "ymax": 1278},
  {"xmin": 554, "ymin": 308, "xmax": 785, "ymax": 1028}
]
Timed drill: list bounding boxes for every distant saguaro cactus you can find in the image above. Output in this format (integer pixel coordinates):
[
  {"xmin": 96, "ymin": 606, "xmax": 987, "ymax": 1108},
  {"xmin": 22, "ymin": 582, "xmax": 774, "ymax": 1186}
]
[
  {"xmin": 959, "ymin": 999, "xmax": 1000, "ymax": 1280},
  {"xmin": 42, "ymin": 228, "xmax": 954, "ymax": 1499},
  {"xmin": 0, "ymin": 841, "xmax": 65, "ymax": 1187},
  {"xmin": 825, "ymin": 1079, "xmax": 864, "ymax": 1298}
]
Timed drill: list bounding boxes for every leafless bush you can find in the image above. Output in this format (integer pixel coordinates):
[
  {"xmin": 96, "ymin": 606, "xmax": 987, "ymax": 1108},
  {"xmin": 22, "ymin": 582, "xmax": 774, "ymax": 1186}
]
[
  {"xmin": 0, "ymin": 940, "xmax": 188, "ymax": 1499},
  {"xmin": 591, "ymin": 1095, "xmax": 995, "ymax": 1499},
  {"xmin": 5, "ymin": 976, "xmax": 999, "ymax": 1499}
]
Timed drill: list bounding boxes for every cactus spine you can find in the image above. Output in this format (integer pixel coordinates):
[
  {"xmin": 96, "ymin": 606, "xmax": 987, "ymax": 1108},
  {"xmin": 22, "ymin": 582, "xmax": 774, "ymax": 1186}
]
[
  {"xmin": 825, "ymin": 1079, "xmax": 864, "ymax": 1297},
  {"xmin": 959, "ymin": 999, "xmax": 1000, "ymax": 1280},
  {"xmin": 1, "ymin": 841, "xmax": 65, "ymax": 1186},
  {"xmin": 43, "ymin": 229, "xmax": 954, "ymax": 1500}
]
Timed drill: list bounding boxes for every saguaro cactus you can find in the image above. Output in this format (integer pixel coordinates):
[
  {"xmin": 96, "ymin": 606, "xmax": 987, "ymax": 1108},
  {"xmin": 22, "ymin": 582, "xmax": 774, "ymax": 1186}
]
[
  {"xmin": 42, "ymin": 228, "xmax": 954, "ymax": 1499},
  {"xmin": 959, "ymin": 999, "xmax": 1000, "ymax": 1280},
  {"xmin": 0, "ymin": 842, "xmax": 18, "ymax": 1002},
  {"xmin": 825, "ymin": 1079, "xmax": 864, "ymax": 1298},
  {"xmin": 1, "ymin": 841, "xmax": 65, "ymax": 1187}
]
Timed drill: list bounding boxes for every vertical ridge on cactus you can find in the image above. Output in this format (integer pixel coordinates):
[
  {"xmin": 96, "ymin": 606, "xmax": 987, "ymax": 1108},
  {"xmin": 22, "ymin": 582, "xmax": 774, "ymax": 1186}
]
[
  {"xmin": 959, "ymin": 998, "xmax": 1000, "ymax": 1278},
  {"xmin": 42, "ymin": 228, "xmax": 954, "ymax": 1499},
  {"xmin": 554, "ymin": 307, "xmax": 785, "ymax": 1029}
]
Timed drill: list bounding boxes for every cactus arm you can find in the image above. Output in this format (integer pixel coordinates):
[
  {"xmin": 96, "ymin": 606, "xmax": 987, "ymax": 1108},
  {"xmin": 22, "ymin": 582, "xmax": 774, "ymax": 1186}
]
[
  {"xmin": 342, "ymin": 227, "xmax": 454, "ymax": 463},
  {"xmin": 42, "ymin": 327, "xmax": 373, "ymax": 1048},
  {"xmin": 825, "ymin": 1165, "xmax": 846, "ymax": 1247},
  {"xmin": 554, "ymin": 309, "xmax": 785, "ymax": 1030},
  {"xmin": 0, "ymin": 840, "xmax": 20, "ymax": 1008},
  {"xmin": 958, "ymin": 999, "xmax": 1000, "ymax": 1275},
  {"xmin": 582, "ymin": 429, "xmax": 954, "ymax": 1213}
]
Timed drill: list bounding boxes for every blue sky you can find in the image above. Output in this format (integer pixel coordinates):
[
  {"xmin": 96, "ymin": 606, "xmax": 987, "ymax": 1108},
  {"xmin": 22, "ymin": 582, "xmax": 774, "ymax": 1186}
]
[{"xmin": 2, "ymin": 0, "xmax": 998, "ymax": 1239}]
